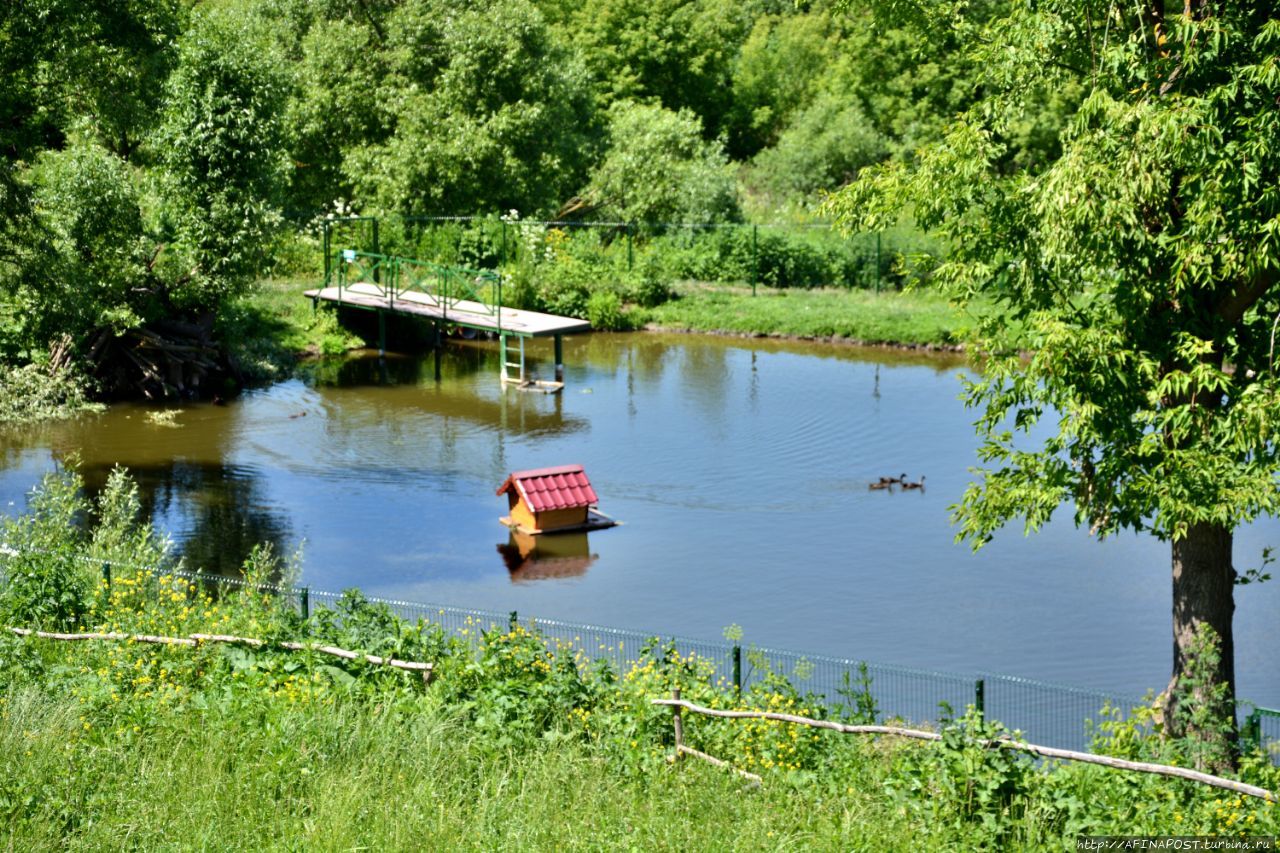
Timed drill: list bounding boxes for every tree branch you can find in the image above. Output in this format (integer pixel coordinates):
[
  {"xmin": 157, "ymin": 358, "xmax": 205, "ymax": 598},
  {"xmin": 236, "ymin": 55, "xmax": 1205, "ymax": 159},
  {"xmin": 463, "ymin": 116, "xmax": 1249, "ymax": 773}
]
[{"xmin": 1215, "ymin": 268, "xmax": 1278, "ymax": 326}]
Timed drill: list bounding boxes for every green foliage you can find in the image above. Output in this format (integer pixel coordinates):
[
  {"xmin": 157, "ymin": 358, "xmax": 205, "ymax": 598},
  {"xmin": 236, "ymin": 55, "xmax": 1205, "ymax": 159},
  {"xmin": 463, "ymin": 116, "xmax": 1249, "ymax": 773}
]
[
  {"xmin": 0, "ymin": 365, "xmax": 101, "ymax": 424},
  {"xmin": 586, "ymin": 291, "xmax": 624, "ymax": 331},
  {"xmin": 586, "ymin": 101, "xmax": 738, "ymax": 224},
  {"xmin": 727, "ymin": 10, "xmax": 837, "ymax": 158},
  {"xmin": 831, "ymin": 1, "xmax": 1280, "ymax": 546},
  {"xmin": 328, "ymin": 0, "xmax": 599, "ymax": 216},
  {"xmin": 828, "ymin": 0, "xmax": 1280, "ymax": 744},
  {"xmin": 564, "ymin": 0, "xmax": 752, "ymax": 141},
  {"xmin": 0, "ymin": 471, "xmax": 96, "ymax": 631},
  {"xmin": 25, "ymin": 136, "xmax": 154, "ymax": 342},
  {"xmin": 746, "ymin": 92, "xmax": 887, "ymax": 212},
  {"xmin": 645, "ymin": 286, "xmax": 971, "ymax": 345},
  {"xmin": 153, "ymin": 7, "xmax": 289, "ymax": 312},
  {"xmin": 888, "ymin": 709, "xmax": 1033, "ymax": 844},
  {"xmin": 1, "ymin": 466, "xmax": 1278, "ymax": 847}
]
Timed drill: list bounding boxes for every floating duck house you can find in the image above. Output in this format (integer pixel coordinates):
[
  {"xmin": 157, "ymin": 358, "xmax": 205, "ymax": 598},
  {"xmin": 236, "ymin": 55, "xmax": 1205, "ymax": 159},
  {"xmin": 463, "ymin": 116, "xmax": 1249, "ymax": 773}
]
[{"xmin": 496, "ymin": 464, "xmax": 616, "ymax": 535}]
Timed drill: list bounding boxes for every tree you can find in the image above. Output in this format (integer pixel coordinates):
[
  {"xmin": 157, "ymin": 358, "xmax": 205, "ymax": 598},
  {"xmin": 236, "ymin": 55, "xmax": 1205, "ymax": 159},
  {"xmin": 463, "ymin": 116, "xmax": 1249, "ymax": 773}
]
[
  {"xmin": 585, "ymin": 100, "xmax": 738, "ymax": 224},
  {"xmin": 153, "ymin": 7, "xmax": 289, "ymax": 312},
  {"xmin": 565, "ymin": 0, "xmax": 753, "ymax": 142},
  {"xmin": 828, "ymin": 2, "xmax": 1280, "ymax": 770},
  {"xmin": 341, "ymin": 0, "xmax": 599, "ymax": 215}
]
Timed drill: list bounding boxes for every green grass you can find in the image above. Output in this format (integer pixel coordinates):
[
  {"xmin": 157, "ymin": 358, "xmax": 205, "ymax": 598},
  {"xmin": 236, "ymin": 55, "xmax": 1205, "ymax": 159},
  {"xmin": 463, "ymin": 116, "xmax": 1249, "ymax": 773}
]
[
  {"xmin": 642, "ymin": 285, "xmax": 977, "ymax": 347},
  {"xmin": 219, "ymin": 278, "xmax": 363, "ymax": 383},
  {"xmin": 0, "ymin": 685, "xmax": 927, "ymax": 852}
]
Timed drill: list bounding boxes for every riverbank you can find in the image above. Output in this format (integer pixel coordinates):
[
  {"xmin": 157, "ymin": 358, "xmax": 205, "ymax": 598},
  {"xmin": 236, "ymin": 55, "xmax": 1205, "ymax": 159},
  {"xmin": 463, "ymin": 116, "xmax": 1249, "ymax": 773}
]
[
  {"xmin": 240, "ymin": 277, "xmax": 973, "ymax": 361},
  {"xmin": 641, "ymin": 285, "xmax": 972, "ymax": 349},
  {"xmin": 7, "ymin": 463, "xmax": 1280, "ymax": 847},
  {"xmin": 0, "ymin": 364, "xmax": 104, "ymax": 424},
  {"xmin": 2, "ymin": 467, "xmax": 1276, "ymax": 848}
]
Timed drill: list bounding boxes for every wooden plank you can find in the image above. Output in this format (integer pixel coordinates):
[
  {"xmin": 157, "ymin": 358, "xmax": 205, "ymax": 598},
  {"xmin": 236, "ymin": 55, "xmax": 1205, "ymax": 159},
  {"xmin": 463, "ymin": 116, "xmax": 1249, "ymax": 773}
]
[{"xmin": 303, "ymin": 283, "xmax": 591, "ymax": 337}]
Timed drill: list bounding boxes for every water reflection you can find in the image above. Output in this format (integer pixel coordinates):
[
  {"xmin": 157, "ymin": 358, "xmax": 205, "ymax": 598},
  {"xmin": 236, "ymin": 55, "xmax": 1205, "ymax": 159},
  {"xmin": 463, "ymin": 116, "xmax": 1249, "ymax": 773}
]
[
  {"xmin": 78, "ymin": 460, "xmax": 292, "ymax": 579},
  {"xmin": 497, "ymin": 530, "xmax": 598, "ymax": 583}
]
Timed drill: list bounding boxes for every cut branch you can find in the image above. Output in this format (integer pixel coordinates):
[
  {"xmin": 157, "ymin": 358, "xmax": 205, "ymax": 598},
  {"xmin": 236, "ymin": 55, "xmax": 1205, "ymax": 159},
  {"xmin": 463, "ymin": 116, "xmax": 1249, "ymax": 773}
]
[{"xmin": 651, "ymin": 698, "xmax": 1276, "ymax": 801}]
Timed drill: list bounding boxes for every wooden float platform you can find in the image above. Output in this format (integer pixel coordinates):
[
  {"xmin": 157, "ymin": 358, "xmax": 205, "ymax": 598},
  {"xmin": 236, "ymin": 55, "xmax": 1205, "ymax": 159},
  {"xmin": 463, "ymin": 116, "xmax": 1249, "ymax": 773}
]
[
  {"xmin": 499, "ymin": 508, "xmax": 620, "ymax": 536},
  {"xmin": 303, "ymin": 282, "xmax": 591, "ymax": 338}
]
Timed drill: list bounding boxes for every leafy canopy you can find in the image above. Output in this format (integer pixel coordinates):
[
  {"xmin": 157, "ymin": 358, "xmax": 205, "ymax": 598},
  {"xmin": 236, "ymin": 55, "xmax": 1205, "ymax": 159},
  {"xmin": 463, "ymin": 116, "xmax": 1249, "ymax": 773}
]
[
  {"xmin": 828, "ymin": 3, "xmax": 1280, "ymax": 544},
  {"xmin": 586, "ymin": 100, "xmax": 738, "ymax": 224}
]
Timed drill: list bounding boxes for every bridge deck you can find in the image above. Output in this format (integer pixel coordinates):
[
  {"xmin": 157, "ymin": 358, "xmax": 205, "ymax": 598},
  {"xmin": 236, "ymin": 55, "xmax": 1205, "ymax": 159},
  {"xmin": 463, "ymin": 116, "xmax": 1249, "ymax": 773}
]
[{"xmin": 304, "ymin": 282, "xmax": 590, "ymax": 337}]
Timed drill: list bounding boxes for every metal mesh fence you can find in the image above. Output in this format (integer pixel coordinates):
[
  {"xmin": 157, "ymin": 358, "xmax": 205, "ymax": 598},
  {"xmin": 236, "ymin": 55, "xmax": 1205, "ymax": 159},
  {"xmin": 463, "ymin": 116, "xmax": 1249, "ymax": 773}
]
[
  {"xmin": 322, "ymin": 213, "xmax": 897, "ymax": 294},
  {"xmin": 2, "ymin": 550, "xmax": 1275, "ymax": 759},
  {"xmin": 1254, "ymin": 709, "xmax": 1280, "ymax": 764}
]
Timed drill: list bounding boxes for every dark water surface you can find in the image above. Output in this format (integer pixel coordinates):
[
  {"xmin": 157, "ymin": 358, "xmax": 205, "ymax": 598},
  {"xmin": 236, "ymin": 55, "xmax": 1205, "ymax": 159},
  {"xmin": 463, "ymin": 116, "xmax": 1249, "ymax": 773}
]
[{"xmin": 2, "ymin": 332, "xmax": 1277, "ymax": 706}]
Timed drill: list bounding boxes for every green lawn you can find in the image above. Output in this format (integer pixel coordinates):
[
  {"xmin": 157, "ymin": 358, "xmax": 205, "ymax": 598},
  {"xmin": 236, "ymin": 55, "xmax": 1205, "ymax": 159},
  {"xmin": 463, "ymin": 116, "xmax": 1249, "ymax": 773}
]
[{"xmin": 643, "ymin": 286, "xmax": 977, "ymax": 347}]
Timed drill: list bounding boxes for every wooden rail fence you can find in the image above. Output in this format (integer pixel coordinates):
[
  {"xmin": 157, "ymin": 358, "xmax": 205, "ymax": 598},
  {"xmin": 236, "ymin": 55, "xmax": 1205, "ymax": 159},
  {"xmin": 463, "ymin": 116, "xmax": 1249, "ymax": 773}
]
[
  {"xmin": 654, "ymin": 691, "xmax": 1277, "ymax": 802},
  {"xmin": 9, "ymin": 627, "xmax": 434, "ymax": 684}
]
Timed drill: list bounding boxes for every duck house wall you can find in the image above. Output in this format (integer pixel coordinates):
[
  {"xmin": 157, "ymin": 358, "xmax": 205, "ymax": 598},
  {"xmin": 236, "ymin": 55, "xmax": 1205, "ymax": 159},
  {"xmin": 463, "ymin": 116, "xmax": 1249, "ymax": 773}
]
[{"xmin": 532, "ymin": 506, "xmax": 589, "ymax": 532}]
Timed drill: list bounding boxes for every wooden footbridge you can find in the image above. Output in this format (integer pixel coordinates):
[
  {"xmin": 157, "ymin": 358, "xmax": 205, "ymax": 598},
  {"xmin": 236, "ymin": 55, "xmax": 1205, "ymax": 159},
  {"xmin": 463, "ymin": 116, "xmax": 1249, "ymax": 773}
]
[{"xmin": 305, "ymin": 250, "xmax": 589, "ymax": 391}]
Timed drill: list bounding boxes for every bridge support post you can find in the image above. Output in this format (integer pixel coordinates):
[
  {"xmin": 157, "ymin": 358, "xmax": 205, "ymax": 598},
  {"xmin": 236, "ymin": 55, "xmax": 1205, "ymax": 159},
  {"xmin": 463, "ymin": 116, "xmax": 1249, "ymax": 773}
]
[
  {"xmin": 433, "ymin": 322, "xmax": 442, "ymax": 382},
  {"xmin": 377, "ymin": 310, "xmax": 386, "ymax": 357},
  {"xmin": 554, "ymin": 335, "xmax": 564, "ymax": 383}
]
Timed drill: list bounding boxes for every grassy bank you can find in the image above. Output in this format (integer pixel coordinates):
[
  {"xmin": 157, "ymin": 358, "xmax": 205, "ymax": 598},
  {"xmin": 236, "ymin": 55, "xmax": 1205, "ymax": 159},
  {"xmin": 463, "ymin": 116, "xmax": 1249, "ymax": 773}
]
[
  {"xmin": 1, "ymin": 687, "xmax": 921, "ymax": 850},
  {"xmin": 219, "ymin": 277, "xmax": 363, "ymax": 383},
  {"xmin": 2, "ymin": 467, "xmax": 1278, "ymax": 850},
  {"xmin": 642, "ymin": 285, "xmax": 974, "ymax": 347}
]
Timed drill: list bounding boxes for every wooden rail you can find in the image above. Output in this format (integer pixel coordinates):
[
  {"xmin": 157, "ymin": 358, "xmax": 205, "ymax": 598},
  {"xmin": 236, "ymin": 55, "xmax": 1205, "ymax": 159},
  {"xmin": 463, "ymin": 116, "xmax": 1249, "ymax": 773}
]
[
  {"xmin": 9, "ymin": 627, "xmax": 434, "ymax": 684},
  {"xmin": 653, "ymin": 694, "xmax": 1276, "ymax": 801}
]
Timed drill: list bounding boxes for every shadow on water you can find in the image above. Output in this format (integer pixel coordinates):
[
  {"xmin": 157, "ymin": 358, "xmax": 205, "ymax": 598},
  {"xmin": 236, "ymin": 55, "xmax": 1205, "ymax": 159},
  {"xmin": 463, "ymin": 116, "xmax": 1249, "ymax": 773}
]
[{"xmin": 497, "ymin": 530, "xmax": 598, "ymax": 583}]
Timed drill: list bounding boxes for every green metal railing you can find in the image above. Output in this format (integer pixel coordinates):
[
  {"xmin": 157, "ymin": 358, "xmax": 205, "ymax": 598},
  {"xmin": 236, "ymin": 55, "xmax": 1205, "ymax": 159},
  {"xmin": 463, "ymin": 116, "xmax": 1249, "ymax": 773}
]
[{"xmin": 330, "ymin": 249, "xmax": 503, "ymax": 330}]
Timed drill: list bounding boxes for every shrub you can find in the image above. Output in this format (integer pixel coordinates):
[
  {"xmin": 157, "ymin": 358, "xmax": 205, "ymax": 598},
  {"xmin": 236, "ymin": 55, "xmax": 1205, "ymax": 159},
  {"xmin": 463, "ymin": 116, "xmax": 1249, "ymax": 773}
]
[
  {"xmin": 586, "ymin": 291, "xmax": 625, "ymax": 331},
  {"xmin": 0, "ymin": 364, "xmax": 101, "ymax": 423}
]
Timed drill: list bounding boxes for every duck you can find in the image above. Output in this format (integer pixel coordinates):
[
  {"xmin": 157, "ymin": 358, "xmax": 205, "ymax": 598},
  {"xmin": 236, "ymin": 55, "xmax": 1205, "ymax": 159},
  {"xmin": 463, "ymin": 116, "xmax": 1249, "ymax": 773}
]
[
  {"xmin": 876, "ymin": 473, "xmax": 907, "ymax": 486},
  {"xmin": 868, "ymin": 480, "xmax": 893, "ymax": 491},
  {"xmin": 901, "ymin": 475, "xmax": 926, "ymax": 490}
]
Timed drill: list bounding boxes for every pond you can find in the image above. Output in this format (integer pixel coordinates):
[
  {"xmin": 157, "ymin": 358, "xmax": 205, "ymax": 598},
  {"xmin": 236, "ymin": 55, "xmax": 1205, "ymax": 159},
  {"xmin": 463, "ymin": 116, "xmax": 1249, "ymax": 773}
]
[{"xmin": 2, "ymin": 332, "xmax": 1277, "ymax": 707}]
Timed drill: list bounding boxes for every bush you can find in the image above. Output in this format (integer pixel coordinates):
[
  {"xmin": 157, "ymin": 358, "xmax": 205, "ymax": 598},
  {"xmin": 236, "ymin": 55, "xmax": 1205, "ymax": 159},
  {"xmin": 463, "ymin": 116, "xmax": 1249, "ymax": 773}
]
[
  {"xmin": 586, "ymin": 291, "xmax": 625, "ymax": 331},
  {"xmin": 0, "ymin": 364, "xmax": 101, "ymax": 423},
  {"xmin": 586, "ymin": 101, "xmax": 739, "ymax": 224}
]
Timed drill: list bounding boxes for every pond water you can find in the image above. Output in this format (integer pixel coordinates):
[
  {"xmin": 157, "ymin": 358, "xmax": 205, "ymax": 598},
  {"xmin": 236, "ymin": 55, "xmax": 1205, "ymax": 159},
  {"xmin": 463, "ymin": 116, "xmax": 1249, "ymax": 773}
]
[{"xmin": 1, "ymin": 332, "xmax": 1277, "ymax": 706}]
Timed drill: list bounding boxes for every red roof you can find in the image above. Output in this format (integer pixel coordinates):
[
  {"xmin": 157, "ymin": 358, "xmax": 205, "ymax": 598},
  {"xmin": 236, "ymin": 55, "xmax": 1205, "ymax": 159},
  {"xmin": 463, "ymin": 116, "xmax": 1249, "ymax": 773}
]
[{"xmin": 497, "ymin": 464, "xmax": 598, "ymax": 512}]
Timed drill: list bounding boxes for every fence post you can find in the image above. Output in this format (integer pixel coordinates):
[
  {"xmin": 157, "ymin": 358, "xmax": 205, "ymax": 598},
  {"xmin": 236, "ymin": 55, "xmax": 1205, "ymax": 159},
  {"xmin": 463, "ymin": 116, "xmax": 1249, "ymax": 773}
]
[
  {"xmin": 751, "ymin": 225, "xmax": 758, "ymax": 297},
  {"xmin": 509, "ymin": 610, "xmax": 518, "ymax": 630},
  {"xmin": 732, "ymin": 644, "xmax": 742, "ymax": 694},
  {"xmin": 372, "ymin": 217, "xmax": 381, "ymax": 284},
  {"xmin": 102, "ymin": 562, "xmax": 112, "ymax": 595},
  {"xmin": 672, "ymin": 687, "xmax": 684, "ymax": 758},
  {"xmin": 1243, "ymin": 710, "xmax": 1261, "ymax": 751},
  {"xmin": 875, "ymin": 231, "xmax": 882, "ymax": 294},
  {"xmin": 323, "ymin": 221, "xmax": 331, "ymax": 286},
  {"xmin": 975, "ymin": 678, "xmax": 985, "ymax": 717},
  {"xmin": 299, "ymin": 586, "xmax": 309, "ymax": 621}
]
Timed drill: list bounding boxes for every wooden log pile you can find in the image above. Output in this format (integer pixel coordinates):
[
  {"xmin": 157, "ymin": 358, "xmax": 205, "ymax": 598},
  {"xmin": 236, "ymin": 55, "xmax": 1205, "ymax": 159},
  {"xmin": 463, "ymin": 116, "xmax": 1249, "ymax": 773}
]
[{"xmin": 50, "ymin": 315, "xmax": 240, "ymax": 401}]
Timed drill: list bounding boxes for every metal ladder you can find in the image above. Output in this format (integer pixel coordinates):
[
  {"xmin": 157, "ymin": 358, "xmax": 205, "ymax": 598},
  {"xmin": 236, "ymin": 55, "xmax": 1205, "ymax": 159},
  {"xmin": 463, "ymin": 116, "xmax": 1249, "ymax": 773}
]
[{"xmin": 499, "ymin": 334, "xmax": 525, "ymax": 385}]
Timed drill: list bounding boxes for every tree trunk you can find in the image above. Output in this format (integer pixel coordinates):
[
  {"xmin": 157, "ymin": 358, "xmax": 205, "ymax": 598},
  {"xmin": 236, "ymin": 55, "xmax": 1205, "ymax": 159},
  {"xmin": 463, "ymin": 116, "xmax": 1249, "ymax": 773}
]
[{"xmin": 1161, "ymin": 521, "xmax": 1237, "ymax": 772}]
